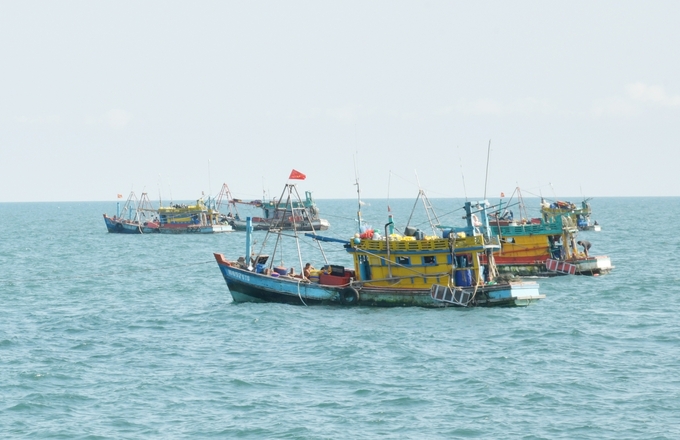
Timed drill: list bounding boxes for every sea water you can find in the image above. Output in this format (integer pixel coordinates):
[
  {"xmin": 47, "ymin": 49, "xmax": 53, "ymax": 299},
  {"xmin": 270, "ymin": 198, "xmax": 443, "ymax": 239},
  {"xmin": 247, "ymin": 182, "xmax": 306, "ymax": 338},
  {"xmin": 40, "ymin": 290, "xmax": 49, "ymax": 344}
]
[{"xmin": 1, "ymin": 197, "xmax": 679, "ymax": 439}]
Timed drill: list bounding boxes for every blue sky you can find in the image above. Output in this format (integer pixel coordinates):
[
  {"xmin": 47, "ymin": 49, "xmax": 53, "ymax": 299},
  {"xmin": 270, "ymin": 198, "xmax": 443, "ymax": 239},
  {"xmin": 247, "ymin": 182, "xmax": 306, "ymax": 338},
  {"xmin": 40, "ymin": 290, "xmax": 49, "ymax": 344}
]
[{"xmin": 1, "ymin": 1, "xmax": 679, "ymax": 202}]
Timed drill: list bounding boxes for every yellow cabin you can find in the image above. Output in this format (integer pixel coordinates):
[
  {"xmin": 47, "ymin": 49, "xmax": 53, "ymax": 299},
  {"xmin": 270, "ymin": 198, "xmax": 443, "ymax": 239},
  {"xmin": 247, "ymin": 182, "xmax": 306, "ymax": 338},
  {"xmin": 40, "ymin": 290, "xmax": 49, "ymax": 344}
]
[{"xmin": 346, "ymin": 234, "xmax": 488, "ymax": 289}]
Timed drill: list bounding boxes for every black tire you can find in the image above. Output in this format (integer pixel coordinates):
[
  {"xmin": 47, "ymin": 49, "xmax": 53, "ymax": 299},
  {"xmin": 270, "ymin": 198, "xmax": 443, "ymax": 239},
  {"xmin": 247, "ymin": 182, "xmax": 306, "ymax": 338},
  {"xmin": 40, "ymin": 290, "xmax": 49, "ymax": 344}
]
[{"xmin": 339, "ymin": 287, "xmax": 360, "ymax": 306}]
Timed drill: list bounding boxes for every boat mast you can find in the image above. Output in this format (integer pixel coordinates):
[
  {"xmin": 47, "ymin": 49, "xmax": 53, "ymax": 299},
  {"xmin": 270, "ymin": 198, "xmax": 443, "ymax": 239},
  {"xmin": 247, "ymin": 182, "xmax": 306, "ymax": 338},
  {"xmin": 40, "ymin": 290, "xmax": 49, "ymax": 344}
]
[
  {"xmin": 245, "ymin": 217, "xmax": 253, "ymax": 269},
  {"xmin": 215, "ymin": 183, "xmax": 237, "ymax": 217},
  {"xmin": 288, "ymin": 184, "xmax": 307, "ymax": 274},
  {"xmin": 355, "ymin": 179, "xmax": 362, "ymax": 234},
  {"xmin": 353, "ymin": 155, "xmax": 363, "ymax": 234},
  {"xmin": 208, "ymin": 159, "xmax": 212, "ymax": 201},
  {"xmin": 457, "ymin": 146, "xmax": 469, "ymax": 203},
  {"xmin": 483, "ymin": 140, "xmax": 491, "ymax": 201}
]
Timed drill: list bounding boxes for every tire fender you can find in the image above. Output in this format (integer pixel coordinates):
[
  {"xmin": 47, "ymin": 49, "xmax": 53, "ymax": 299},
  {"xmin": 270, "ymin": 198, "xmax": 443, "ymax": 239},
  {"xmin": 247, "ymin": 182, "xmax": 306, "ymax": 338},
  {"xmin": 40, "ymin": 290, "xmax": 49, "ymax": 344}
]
[{"xmin": 339, "ymin": 287, "xmax": 360, "ymax": 305}]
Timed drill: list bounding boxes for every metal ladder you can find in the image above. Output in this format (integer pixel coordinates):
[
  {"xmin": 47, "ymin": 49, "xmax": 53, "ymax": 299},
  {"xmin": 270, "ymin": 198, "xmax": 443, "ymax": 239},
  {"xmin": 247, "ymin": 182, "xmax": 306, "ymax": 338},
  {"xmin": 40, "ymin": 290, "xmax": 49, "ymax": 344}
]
[{"xmin": 431, "ymin": 284, "xmax": 471, "ymax": 306}]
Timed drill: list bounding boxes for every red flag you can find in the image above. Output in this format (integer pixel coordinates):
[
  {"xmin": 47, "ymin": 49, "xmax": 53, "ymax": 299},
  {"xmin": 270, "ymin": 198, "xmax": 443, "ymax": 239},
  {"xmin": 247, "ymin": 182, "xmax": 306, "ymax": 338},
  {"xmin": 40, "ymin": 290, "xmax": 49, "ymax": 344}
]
[
  {"xmin": 289, "ymin": 169, "xmax": 306, "ymax": 180},
  {"xmin": 117, "ymin": 194, "xmax": 123, "ymax": 199}
]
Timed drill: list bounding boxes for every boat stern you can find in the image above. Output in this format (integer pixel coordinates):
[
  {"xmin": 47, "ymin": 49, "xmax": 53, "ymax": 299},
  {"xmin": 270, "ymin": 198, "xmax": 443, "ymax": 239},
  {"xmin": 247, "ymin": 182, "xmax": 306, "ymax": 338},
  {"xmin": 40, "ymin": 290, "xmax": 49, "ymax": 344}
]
[
  {"xmin": 482, "ymin": 281, "xmax": 544, "ymax": 306},
  {"xmin": 575, "ymin": 255, "xmax": 613, "ymax": 276}
]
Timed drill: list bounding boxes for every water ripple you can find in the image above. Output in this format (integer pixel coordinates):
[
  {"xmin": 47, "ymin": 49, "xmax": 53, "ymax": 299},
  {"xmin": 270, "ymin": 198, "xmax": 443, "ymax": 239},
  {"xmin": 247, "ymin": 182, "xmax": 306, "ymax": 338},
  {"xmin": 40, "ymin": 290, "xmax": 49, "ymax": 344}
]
[{"xmin": 2, "ymin": 199, "xmax": 680, "ymax": 438}]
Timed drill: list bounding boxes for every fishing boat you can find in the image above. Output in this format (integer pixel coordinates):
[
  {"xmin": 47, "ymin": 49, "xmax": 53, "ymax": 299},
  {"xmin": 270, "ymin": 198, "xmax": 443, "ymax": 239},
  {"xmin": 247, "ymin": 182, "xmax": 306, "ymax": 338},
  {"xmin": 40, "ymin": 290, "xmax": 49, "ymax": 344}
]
[
  {"xmin": 541, "ymin": 198, "xmax": 601, "ymax": 231},
  {"xmin": 480, "ymin": 215, "xmax": 613, "ymax": 276},
  {"xmin": 103, "ymin": 192, "xmax": 159, "ymax": 234},
  {"xmin": 157, "ymin": 202, "xmax": 233, "ymax": 234},
  {"xmin": 465, "ymin": 188, "xmax": 612, "ymax": 276},
  {"xmin": 156, "ymin": 184, "xmax": 235, "ymax": 234},
  {"xmin": 214, "ymin": 185, "xmax": 543, "ymax": 307},
  {"xmin": 229, "ymin": 190, "xmax": 330, "ymax": 231}
]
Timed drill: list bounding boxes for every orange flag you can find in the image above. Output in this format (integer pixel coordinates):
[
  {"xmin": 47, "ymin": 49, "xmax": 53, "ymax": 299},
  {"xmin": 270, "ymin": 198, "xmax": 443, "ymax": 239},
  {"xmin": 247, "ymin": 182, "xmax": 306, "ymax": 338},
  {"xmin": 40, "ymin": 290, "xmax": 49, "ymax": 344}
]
[
  {"xmin": 117, "ymin": 194, "xmax": 123, "ymax": 199},
  {"xmin": 289, "ymin": 169, "xmax": 306, "ymax": 180}
]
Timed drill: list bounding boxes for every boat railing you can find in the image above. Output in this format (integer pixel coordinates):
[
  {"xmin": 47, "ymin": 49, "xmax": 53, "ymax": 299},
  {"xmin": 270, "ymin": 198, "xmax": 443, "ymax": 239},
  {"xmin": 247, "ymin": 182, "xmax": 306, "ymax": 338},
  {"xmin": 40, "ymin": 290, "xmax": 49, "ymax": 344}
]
[
  {"xmin": 354, "ymin": 234, "xmax": 491, "ymax": 253},
  {"xmin": 485, "ymin": 236, "xmax": 501, "ymax": 248}
]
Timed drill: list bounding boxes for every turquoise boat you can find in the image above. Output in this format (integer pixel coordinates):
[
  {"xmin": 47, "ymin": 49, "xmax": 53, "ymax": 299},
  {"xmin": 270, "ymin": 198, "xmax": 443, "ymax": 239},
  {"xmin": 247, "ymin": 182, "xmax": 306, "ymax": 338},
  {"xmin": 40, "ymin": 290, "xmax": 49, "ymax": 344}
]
[
  {"xmin": 103, "ymin": 191, "xmax": 159, "ymax": 234},
  {"xmin": 541, "ymin": 198, "xmax": 601, "ymax": 231},
  {"xmin": 229, "ymin": 189, "xmax": 330, "ymax": 231}
]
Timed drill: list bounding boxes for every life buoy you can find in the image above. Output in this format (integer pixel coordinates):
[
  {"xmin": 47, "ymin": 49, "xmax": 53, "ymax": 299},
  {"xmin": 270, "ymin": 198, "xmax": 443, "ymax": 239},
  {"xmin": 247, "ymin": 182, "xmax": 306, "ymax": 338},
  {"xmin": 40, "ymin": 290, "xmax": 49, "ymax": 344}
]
[{"xmin": 339, "ymin": 287, "xmax": 360, "ymax": 305}]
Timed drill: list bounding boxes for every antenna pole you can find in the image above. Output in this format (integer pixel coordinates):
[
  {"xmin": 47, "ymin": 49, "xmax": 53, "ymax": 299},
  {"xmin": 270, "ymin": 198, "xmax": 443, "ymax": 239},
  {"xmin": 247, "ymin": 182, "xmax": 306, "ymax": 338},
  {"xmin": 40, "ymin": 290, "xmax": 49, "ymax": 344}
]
[
  {"xmin": 353, "ymin": 155, "xmax": 362, "ymax": 233},
  {"xmin": 483, "ymin": 139, "xmax": 491, "ymax": 200},
  {"xmin": 458, "ymin": 146, "xmax": 468, "ymax": 202}
]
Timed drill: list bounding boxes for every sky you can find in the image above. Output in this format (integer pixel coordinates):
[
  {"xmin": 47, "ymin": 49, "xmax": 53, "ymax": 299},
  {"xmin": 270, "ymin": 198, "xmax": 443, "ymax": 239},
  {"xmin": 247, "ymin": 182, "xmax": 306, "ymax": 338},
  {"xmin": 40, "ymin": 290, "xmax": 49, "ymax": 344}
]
[{"xmin": 1, "ymin": 1, "xmax": 679, "ymax": 202}]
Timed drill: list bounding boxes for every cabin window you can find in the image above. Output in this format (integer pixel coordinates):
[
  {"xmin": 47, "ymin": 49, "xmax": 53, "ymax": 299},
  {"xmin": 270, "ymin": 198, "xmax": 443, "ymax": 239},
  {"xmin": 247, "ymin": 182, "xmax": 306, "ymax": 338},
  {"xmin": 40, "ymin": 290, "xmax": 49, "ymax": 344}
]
[
  {"xmin": 423, "ymin": 256, "xmax": 436, "ymax": 265},
  {"xmin": 396, "ymin": 256, "xmax": 410, "ymax": 265}
]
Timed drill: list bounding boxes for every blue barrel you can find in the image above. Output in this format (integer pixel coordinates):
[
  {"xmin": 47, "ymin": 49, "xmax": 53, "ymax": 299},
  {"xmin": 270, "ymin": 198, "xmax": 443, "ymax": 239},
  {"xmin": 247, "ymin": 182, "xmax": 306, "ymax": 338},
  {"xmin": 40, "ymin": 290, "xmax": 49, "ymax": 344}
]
[
  {"xmin": 255, "ymin": 263, "xmax": 265, "ymax": 273},
  {"xmin": 455, "ymin": 269, "xmax": 472, "ymax": 287}
]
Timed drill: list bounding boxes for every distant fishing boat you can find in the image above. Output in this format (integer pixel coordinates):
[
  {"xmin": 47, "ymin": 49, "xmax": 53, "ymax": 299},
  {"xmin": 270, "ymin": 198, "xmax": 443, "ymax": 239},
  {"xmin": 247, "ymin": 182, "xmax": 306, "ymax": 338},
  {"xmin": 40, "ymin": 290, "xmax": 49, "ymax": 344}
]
[
  {"xmin": 214, "ymin": 184, "xmax": 543, "ymax": 307},
  {"xmin": 157, "ymin": 183, "xmax": 234, "ymax": 234},
  {"xmin": 229, "ymin": 190, "xmax": 330, "ymax": 231},
  {"xmin": 157, "ymin": 202, "xmax": 233, "ymax": 234},
  {"xmin": 482, "ymin": 215, "xmax": 613, "ymax": 276},
  {"xmin": 541, "ymin": 198, "xmax": 601, "ymax": 231},
  {"xmin": 103, "ymin": 192, "xmax": 159, "ymax": 234},
  {"xmin": 462, "ymin": 188, "xmax": 611, "ymax": 276},
  {"xmin": 457, "ymin": 188, "xmax": 612, "ymax": 276}
]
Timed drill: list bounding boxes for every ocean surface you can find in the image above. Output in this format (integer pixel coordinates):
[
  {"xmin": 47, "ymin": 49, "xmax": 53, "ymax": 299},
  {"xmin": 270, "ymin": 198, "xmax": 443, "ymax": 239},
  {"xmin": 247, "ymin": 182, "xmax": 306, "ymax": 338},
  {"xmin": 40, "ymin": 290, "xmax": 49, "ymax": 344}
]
[{"xmin": 1, "ymin": 197, "xmax": 679, "ymax": 439}]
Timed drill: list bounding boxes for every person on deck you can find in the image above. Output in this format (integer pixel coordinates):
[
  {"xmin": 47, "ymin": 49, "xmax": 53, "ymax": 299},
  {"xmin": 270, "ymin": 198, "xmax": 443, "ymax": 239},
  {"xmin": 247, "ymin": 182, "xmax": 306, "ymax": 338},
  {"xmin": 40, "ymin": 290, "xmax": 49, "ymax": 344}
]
[
  {"xmin": 577, "ymin": 240, "xmax": 592, "ymax": 257},
  {"xmin": 303, "ymin": 263, "xmax": 315, "ymax": 279},
  {"xmin": 289, "ymin": 267, "xmax": 305, "ymax": 280}
]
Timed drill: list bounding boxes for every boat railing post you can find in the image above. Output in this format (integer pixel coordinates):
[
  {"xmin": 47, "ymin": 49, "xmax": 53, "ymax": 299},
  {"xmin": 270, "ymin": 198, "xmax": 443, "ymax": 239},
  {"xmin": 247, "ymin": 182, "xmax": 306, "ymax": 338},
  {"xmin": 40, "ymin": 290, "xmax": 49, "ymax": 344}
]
[
  {"xmin": 484, "ymin": 201, "xmax": 494, "ymax": 242},
  {"xmin": 245, "ymin": 217, "xmax": 253, "ymax": 270},
  {"xmin": 464, "ymin": 201, "xmax": 474, "ymax": 236},
  {"xmin": 385, "ymin": 221, "xmax": 394, "ymax": 278}
]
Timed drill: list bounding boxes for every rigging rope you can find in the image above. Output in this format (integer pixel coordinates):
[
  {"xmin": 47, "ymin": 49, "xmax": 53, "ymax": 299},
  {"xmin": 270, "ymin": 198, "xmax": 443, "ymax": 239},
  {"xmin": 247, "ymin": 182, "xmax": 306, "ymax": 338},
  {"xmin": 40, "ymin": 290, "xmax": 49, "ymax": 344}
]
[{"xmin": 296, "ymin": 278, "xmax": 308, "ymax": 307}]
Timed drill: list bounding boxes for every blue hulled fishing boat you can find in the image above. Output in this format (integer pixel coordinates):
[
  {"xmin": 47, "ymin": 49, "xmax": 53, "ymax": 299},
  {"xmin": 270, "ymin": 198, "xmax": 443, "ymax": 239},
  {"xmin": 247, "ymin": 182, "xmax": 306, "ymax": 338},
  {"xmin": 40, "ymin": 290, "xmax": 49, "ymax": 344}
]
[
  {"xmin": 214, "ymin": 184, "xmax": 543, "ymax": 308},
  {"xmin": 103, "ymin": 192, "xmax": 159, "ymax": 234}
]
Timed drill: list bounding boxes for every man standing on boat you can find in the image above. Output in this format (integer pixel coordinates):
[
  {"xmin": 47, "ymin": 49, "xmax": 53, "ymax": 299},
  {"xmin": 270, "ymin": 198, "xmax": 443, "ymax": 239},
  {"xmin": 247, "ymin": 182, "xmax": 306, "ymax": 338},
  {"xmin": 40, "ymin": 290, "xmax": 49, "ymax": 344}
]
[{"xmin": 577, "ymin": 240, "xmax": 592, "ymax": 257}]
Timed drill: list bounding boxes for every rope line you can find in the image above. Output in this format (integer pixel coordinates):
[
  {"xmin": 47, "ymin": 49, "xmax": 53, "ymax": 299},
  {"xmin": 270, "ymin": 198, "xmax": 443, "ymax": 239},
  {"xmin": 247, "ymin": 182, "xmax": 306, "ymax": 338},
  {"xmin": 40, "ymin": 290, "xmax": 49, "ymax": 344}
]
[{"xmin": 295, "ymin": 278, "xmax": 308, "ymax": 306}]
